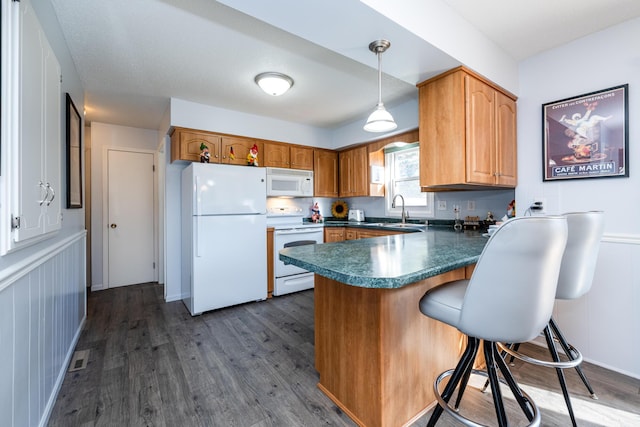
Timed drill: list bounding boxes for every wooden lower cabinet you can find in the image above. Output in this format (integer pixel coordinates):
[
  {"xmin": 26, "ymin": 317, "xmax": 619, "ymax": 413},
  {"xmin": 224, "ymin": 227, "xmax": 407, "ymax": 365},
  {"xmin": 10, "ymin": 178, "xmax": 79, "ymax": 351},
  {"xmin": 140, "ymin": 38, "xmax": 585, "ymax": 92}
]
[
  {"xmin": 325, "ymin": 227, "xmax": 406, "ymax": 243},
  {"xmin": 355, "ymin": 229, "xmax": 396, "ymax": 239},
  {"xmin": 345, "ymin": 229, "xmax": 358, "ymax": 240},
  {"xmin": 324, "ymin": 227, "xmax": 345, "ymax": 242},
  {"xmin": 314, "ymin": 268, "xmax": 466, "ymax": 427}
]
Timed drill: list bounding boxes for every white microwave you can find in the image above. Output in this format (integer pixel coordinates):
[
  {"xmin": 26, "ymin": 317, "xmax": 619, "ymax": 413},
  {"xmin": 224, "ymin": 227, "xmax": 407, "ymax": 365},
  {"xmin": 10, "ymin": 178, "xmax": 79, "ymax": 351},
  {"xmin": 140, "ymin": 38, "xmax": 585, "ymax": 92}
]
[{"xmin": 266, "ymin": 167, "xmax": 314, "ymax": 197}]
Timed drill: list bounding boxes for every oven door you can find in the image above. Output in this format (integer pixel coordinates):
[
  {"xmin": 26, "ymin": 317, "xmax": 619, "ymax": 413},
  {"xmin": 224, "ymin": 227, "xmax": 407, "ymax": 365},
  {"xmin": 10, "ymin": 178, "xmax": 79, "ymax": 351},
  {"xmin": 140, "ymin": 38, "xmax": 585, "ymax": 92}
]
[{"xmin": 274, "ymin": 227, "xmax": 323, "ymax": 278}]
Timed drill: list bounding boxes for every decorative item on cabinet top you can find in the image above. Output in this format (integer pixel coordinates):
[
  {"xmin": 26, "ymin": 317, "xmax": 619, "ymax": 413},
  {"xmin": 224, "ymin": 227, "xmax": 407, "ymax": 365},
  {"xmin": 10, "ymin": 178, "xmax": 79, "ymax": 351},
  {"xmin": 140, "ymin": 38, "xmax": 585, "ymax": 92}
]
[
  {"xmin": 170, "ymin": 127, "xmax": 315, "ymax": 170},
  {"xmin": 170, "ymin": 127, "xmax": 264, "ymax": 166}
]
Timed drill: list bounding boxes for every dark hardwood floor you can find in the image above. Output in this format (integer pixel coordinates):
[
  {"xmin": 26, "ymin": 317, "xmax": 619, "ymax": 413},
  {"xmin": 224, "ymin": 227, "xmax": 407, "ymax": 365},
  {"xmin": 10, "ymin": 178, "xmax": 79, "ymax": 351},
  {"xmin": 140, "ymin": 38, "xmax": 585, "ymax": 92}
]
[{"xmin": 49, "ymin": 283, "xmax": 640, "ymax": 427}]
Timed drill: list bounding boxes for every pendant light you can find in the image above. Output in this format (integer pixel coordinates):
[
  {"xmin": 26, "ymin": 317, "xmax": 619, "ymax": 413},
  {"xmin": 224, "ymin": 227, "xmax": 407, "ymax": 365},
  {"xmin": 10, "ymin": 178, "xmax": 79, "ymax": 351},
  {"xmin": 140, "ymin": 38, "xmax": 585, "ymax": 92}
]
[{"xmin": 364, "ymin": 40, "xmax": 397, "ymax": 133}]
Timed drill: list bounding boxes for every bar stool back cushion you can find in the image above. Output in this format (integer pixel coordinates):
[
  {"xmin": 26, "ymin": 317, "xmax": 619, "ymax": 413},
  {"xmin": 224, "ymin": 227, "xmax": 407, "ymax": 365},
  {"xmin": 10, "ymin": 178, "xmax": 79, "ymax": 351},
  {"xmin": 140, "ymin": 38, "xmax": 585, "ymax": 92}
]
[
  {"xmin": 459, "ymin": 216, "xmax": 568, "ymax": 343},
  {"xmin": 556, "ymin": 211, "xmax": 605, "ymax": 300}
]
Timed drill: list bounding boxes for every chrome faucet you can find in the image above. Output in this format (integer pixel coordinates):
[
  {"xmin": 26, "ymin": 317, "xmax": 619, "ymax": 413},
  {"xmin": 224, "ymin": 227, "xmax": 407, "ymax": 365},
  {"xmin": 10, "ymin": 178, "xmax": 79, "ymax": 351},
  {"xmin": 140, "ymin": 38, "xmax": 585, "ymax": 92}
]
[{"xmin": 392, "ymin": 194, "xmax": 406, "ymax": 223}]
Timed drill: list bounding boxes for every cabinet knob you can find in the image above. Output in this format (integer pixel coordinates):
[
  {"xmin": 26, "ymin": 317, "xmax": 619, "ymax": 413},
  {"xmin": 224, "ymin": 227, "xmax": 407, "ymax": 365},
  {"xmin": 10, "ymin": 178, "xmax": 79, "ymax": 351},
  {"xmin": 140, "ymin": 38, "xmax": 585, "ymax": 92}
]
[
  {"xmin": 214, "ymin": 154, "xmax": 219, "ymax": 158},
  {"xmin": 110, "ymin": 223, "xmax": 117, "ymax": 229}
]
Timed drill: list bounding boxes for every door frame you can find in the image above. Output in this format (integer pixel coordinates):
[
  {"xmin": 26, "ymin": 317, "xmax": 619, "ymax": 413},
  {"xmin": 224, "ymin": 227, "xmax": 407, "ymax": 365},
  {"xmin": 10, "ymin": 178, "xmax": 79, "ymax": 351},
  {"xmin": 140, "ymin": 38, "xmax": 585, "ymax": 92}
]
[{"xmin": 102, "ymin": 146, "xmax": 158, "ymax": 289}]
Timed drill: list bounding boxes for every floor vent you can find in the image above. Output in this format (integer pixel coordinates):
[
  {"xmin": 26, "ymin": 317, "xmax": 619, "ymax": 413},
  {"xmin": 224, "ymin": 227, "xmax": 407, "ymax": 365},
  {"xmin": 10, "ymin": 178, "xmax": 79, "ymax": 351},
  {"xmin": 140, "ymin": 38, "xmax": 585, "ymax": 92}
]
[{"xmin": 68, "ymin": 349, "xmax": 90, "ymax": 372}]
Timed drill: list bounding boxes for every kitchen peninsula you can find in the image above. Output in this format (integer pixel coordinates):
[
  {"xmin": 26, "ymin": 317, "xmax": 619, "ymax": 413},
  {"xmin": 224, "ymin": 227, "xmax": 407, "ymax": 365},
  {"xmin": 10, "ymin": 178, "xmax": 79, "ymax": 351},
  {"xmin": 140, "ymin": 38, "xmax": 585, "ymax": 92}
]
[{"xmin": 279, "ymin": 229, "xmax": 487, "ymax": 427}]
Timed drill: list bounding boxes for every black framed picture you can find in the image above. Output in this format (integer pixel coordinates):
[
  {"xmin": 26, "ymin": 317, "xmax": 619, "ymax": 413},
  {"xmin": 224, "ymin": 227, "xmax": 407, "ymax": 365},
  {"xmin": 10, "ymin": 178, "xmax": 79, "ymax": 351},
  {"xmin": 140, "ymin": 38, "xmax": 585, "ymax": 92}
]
[
  {"xmin": 542, "ymin": 84, "xmax": 629, "ymax": 181},
  {"xmin": 66, "ymin": 93, "xmax": 82, "ymax": 208}
]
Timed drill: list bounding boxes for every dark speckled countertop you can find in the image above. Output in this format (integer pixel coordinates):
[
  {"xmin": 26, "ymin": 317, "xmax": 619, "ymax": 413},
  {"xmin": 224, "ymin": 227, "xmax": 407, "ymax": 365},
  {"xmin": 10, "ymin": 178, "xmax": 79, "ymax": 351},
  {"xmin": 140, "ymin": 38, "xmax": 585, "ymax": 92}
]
[{"xmin": 279, "ymin": 229, "xmax": 488, "ymax": 289}]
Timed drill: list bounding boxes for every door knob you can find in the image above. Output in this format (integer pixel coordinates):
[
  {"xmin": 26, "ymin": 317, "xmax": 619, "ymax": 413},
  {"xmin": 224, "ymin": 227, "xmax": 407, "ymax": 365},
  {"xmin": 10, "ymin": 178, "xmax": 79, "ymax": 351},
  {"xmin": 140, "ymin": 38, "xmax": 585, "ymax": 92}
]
[{"xmin": 110, "ymin": 223, "xmax": 117, "ymax": 229}]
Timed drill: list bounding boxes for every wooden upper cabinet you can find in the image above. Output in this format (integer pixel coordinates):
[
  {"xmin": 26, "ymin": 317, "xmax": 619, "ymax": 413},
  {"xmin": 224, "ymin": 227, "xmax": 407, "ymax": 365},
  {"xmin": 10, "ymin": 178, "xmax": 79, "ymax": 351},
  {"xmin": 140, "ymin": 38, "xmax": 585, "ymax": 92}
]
[
  {"xmin": 171, "ymin": 127, "xmax": 262, "ymax": 166},
  {"xmin": 314, "ymin": 149, "xmax": 339, "ymax": 198},
  {"xmin": 263, "ymin": 142, "xmax": 314, "ymax": 170},
  {"xmin": 417, "ymin": 66, "xmax": 517, "ymax": 190},
  {"xmin": 339, "ymin": 146, "xmax": 368, "ymax": 197},
  {"xmin": 263, "ymin": 142, "xmax": 290, "ymax": 168},
  {"xmin": 290, "ymin": 146, "xmax": 313, "ymax": 170},
  {"xmin": 220, "ymin": 136, "xmax": 262, "ymax": 166},
  {"xmin": 171, "ymin": 128, "xmax": 221, "ymax": 163},
  {"xmin": 494, "ymin": 91, "xmax": 517, "ymax": 186}
]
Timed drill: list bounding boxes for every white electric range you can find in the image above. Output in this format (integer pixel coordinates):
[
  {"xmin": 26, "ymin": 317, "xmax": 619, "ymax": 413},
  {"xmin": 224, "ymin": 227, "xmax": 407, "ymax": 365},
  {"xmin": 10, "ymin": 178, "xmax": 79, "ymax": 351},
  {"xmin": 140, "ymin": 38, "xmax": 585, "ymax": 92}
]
[{"xmin": 267, "ymin": 207, "xmax": 324, "ymax": 296}]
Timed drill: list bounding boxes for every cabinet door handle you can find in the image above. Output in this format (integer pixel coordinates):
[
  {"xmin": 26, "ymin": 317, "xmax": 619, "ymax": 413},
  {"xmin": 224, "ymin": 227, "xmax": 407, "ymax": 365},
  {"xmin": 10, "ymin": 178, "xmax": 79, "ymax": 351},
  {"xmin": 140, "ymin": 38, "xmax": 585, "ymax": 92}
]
[
  {"xmin": 39, "ymin": 182, "xmax": 48, "ymax": 205},
  {"xmin": 45, "ymin": 183, "xmax": 55, "ymax": 206},
  {"xmin": 110, "ymin": 223, "xmax": 117, "ymax": 229}
]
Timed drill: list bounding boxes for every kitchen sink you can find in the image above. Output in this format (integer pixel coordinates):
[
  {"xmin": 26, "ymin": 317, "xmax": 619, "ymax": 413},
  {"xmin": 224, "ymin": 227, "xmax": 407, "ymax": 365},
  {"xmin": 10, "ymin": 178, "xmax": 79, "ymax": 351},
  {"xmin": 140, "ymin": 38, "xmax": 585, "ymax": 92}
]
[{"xmin": 380, "ymin": 223, "xmax": 427, "ymax": 231}]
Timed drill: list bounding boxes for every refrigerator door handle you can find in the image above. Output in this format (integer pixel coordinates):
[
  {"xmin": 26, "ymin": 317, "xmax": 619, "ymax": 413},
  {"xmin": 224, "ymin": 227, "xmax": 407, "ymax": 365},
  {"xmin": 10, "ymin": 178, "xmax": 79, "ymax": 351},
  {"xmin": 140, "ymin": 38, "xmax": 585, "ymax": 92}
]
[
  {"xmin": 195, "ymin": 175, "xmax": 201, "ymax": 217},
  {"xmin": 195, "ymin": 216, "xmax": 201, "ymax": 257}
]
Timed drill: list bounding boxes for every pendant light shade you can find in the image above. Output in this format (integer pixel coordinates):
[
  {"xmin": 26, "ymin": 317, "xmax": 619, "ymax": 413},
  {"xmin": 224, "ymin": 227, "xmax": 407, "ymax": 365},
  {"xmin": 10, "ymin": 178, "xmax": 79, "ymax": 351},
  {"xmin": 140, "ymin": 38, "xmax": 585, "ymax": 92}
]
[
  {"xmin": 255, "ymin": 72, "xmax": 294, "ymax": 96},
  {"xmin": 364, "ymin": 40, "xmax": 397, "ymax": 133}
]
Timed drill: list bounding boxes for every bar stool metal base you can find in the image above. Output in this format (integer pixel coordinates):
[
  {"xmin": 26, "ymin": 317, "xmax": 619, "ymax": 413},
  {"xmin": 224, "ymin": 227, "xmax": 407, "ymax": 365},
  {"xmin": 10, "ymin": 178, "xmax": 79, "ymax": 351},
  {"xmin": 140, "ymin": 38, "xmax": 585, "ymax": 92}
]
[
  {"xmin": 433, "ymin": 369, "xmax": 541, "ymax": 427},
  {"xmin": 488, "ymin": 322, "xmax": 595, "ymax": 427}
]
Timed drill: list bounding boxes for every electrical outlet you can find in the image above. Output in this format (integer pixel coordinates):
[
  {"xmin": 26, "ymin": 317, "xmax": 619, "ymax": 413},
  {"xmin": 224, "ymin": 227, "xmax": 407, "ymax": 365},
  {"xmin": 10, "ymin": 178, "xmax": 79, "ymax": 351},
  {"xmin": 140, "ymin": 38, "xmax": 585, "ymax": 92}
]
[
  {"xmin": 467, "ymin": 200, "xmax": 476, "ymax": 211},
  {"xmin": 437, "ymin": 200, "xmax": 447, "ymax": 211},
  {"xmin": 530, "ymin": 198, "xmax": 545, "ymax": 214}
]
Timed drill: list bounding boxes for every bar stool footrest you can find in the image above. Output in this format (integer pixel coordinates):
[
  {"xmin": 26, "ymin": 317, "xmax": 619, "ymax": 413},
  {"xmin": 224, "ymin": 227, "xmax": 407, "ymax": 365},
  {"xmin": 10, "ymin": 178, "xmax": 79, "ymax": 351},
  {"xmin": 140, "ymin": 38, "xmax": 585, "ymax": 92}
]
[
  {"xmin": 497, "ymin": 342, "xmax": 583, "ymax": 370},
  {"xmin": 433, "ymin": 368, "xmax": 541, "ymax": 427}
]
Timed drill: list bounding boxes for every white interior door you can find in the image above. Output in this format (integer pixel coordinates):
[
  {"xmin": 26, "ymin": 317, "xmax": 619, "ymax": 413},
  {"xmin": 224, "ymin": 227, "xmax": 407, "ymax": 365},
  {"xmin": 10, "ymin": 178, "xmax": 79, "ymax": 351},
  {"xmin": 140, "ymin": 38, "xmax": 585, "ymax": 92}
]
[{"xmin": 106, "ymin": 149, "xmax": 155, "ymax": 287}]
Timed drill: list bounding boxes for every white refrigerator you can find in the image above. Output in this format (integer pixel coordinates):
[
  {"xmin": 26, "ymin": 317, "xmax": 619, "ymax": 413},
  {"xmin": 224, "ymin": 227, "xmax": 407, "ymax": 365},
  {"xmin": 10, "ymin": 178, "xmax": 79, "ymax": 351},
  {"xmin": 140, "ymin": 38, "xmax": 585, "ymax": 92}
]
[{"xmin": 181, "ymin": 163, "xmax": 267, "ymax": 315}]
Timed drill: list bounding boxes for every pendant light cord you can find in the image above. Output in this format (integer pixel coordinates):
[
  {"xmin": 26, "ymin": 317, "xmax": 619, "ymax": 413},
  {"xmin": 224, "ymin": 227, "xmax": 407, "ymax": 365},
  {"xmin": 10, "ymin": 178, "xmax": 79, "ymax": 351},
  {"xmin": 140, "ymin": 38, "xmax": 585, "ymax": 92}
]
[{"xmin": 377, "ymin": 50, "xmax": 383, "ymax": 106}]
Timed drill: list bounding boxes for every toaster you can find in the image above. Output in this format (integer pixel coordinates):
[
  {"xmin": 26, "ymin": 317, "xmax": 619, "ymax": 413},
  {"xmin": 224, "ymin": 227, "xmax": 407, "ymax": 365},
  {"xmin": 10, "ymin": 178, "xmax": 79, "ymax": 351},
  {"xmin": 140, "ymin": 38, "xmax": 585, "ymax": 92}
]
[{"xmin": 348, "ymin": 209, "xmax": 365, "ymax": 222}]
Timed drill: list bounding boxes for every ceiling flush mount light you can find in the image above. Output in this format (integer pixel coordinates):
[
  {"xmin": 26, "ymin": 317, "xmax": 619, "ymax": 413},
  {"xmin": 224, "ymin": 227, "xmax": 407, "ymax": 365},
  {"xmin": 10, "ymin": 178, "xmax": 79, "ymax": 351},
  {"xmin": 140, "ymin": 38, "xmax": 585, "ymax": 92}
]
[
  {"xmin": 364, "ymin": 40, "xmax": 397, "ymax": 133},
  {"xmin": 255, "ymin": 72, "xmax": 294, "ymax": 96}
]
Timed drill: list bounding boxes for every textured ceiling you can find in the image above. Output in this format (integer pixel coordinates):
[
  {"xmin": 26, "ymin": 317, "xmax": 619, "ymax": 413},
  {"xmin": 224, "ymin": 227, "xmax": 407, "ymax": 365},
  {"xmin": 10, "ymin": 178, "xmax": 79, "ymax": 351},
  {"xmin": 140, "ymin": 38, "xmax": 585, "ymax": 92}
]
[{"xmin": 50, "ymin": 0, "xmax": 640, "ymax": 130}]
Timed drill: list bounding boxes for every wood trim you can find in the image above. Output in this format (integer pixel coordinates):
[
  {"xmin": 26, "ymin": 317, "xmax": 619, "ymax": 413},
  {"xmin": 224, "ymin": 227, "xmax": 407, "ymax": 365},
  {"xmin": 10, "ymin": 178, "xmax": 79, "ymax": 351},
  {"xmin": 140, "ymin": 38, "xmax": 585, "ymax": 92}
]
[
  {"xmin": 416, "ymin": 66, "xmax": 517, "ymax": 101},
  {"xmin": 366, "ymin": 129, "xmax": 419, "ymax": 153}
]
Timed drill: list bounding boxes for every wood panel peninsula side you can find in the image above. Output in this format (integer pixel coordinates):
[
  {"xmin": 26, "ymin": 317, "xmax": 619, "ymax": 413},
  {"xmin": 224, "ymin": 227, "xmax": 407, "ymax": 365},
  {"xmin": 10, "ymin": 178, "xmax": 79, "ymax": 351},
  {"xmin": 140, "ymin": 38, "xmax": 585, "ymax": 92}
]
[{"xmin": 279, "ymin": 229, "xmax": 487, "ymax": 427}]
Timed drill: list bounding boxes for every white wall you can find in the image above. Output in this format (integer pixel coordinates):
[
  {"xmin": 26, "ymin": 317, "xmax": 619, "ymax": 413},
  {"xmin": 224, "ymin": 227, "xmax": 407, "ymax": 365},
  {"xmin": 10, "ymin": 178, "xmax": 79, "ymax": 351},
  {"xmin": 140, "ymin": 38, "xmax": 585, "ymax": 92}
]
[
  {"xmin": 517, "ymin": 17, "xmax": 640, "ymax": 378},
  {"xmin": 89, "ymin": 123, "xmax": 159, "ymax": 289},
  {"xmin": 360, "ymin": 0, "xmax": 518, "ymax": 94},
  {"xmin": 170, "ymin": 98, "xmax": 333, "ymax": 148}
]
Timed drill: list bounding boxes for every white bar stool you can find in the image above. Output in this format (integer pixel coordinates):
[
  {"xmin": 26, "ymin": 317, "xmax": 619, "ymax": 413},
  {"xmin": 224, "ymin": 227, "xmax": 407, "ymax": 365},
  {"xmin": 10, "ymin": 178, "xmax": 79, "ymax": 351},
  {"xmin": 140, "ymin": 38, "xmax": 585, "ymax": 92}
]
[{"xmin": 419, "ymin": 216, "xmax": 568, "ymax": 427}]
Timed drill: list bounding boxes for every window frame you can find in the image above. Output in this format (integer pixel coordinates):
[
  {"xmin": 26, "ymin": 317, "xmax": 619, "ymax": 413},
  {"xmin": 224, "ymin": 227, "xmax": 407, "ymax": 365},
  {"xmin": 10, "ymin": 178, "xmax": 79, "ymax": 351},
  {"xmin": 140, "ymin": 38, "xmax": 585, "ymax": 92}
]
[{"xmin": 384, "ymin": 144, "xmax": 434, "ymax": 218}]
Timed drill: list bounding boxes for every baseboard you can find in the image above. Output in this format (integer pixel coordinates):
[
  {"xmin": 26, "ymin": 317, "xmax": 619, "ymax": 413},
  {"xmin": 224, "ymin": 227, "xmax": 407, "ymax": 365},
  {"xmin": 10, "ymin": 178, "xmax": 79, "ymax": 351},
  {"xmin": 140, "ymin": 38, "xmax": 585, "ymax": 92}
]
[
  {"xmin": 165, "ymin": 292, "xmax": 184, "ymax": 302},
  {"xmin": 39, "ymin": 314, "xmax": 86, "ymax": 427},
  {"xmin": 91, "ymin": 283, "xmax": 105, "ymax": 292}
]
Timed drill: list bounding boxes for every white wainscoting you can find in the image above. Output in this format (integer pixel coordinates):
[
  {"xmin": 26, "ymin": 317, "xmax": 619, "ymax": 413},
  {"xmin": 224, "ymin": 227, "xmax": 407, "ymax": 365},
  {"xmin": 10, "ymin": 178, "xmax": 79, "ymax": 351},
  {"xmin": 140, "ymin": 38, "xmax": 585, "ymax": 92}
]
[
  {"xmin": 0, "ymin": 231, "xmax": 87, "ymax": 427},
  {"xmin": 554, "ymin": 233, "xmax": 640, "ymax": 379}
]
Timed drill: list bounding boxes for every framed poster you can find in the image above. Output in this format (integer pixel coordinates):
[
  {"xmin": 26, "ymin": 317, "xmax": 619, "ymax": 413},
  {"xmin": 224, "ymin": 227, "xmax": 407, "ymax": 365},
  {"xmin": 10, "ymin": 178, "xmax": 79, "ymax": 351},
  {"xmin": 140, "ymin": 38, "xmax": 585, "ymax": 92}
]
[
  {"xmin": 66, "ymin": 93, "xmax": 82, "ymax": 208},
  {"xmin": 542, "ymin": 84, "xmax": 628, "ymax": 181}
]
